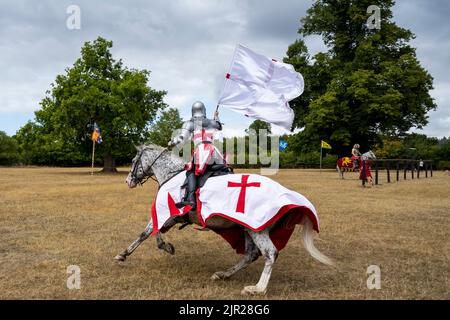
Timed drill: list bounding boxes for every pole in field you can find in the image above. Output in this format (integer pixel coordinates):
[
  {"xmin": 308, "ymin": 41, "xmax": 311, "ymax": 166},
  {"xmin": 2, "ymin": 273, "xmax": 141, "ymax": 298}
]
[
  {"xmin": 91, "ymin": 140, "xmax": 95, "ymax": 175},
  {"xmin": 320, "ymin": 146, "xmax": 323, "ymax": 172},
  {"xmin": 320, "ymin": 140, "xmax": 332, "ymax": 172},
  {"xmin": 90, "ymin": 122, "xmax": 102, "ymax": 175}
]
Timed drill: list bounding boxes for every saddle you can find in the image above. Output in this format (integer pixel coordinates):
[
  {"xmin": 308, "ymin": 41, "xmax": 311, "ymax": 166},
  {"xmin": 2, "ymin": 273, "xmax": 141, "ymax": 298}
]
[
  {"xmin": 180, "ymin": 163, "xmax": 234, "ymax": 190},
  {"xmin": 176, "ymin": 164, "xmax": 233, "ymax": 229}
]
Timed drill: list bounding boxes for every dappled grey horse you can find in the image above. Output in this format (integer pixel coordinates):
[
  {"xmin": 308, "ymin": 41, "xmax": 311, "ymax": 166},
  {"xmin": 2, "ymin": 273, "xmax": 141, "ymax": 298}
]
[{"xmin": 115, "ymin": 144, "xmax": 333, "ymax": 295}]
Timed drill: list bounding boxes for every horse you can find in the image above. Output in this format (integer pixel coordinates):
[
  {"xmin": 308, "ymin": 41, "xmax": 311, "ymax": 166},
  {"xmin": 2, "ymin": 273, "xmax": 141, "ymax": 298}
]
[
  {"xmin": 115, "ymin": 144, "xmax": 333, "ymax": 295},
  {"xmin": 336, "ymin": 150, "xmax": 376, "ymax": 179}
]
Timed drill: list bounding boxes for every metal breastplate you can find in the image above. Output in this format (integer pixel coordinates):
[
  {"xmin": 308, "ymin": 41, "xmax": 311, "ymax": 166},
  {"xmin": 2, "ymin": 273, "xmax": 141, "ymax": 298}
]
[{"xmin": 193, "ymin": 128, "xmax": 215, "ymax": 145}]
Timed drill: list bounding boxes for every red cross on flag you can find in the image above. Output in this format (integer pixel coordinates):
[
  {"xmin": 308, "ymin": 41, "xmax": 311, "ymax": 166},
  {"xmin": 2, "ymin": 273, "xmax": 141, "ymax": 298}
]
[{"xmin": 217, "ymin": 44, "xmax": 304, "ymax": 130}]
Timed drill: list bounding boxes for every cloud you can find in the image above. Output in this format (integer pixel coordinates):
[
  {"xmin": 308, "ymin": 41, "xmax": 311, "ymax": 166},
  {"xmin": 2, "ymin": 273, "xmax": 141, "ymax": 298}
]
[
  {"xmin": 393, "ymin": 0, "xmax": 450, "ymax": 137},
  {"xmin": 0, "ymin": 0, "xmax": 448, "ymax": 139}
]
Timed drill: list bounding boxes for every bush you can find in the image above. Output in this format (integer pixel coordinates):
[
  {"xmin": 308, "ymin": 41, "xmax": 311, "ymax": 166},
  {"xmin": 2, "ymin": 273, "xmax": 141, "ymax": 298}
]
[
  {"xmin": 437, "ymin": 161, "xmax": 450, "ymax": 170},
  {"xmin": 280, "ymin": 151, "xmax": 337, "ymax": 168},
  {"xmin": 0, "ymin": 131, "xmax": 19, "ymax": 165}
]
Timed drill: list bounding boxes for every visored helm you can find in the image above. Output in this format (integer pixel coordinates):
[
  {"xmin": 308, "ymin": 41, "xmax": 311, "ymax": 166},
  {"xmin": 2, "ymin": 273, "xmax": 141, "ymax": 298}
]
[{"xmin": 192, "ymin": 101, "xmax": 206, "ymax": 119}]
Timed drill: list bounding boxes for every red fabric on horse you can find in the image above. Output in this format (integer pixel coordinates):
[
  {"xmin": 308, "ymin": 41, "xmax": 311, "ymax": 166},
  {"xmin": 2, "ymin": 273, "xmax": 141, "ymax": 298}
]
[
  {"xmin": 359, "ymin": 160, "xmax": 372, "ymax": 180},
  {"xmin": 212, "ymin": 206, "xmax": 311, "ymax": 254},
  {"xmin": 336, "ymin": 157, "xmax": 353, "ymax": 169}
]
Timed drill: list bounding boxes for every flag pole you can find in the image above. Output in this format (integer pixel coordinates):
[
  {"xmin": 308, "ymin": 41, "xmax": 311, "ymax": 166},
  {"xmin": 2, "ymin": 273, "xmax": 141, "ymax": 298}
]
[
  {"xmin": 214, "ymin": 104, "xmax": 219, "ymax": 116},
  {"xmin": 91, "ymin": 140, "xmax": 95, "ymax": 175},
  {"xmin": 320, "ymin": 144, "xmax": 323, "ymax": 173}
]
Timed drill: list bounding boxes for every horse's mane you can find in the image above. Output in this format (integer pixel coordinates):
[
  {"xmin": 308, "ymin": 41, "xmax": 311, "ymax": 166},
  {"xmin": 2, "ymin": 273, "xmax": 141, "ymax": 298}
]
[
  {"xmin": 361, "ymin": 150, "xmax": 376, "ymax": 160},
  {"xmin": 136, "ymin": 143, "xmax": 165, "ymax": 151},
  {"xmin": 138, "ymin": 143, "xmax": 185, "ymax": 163}
]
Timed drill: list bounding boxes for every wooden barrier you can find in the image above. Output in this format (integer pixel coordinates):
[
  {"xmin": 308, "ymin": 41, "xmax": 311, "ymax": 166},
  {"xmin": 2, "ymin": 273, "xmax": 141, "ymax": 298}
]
[{"xmin": 370, "ymin": 159, "xmax": 433, "ymax": 185}]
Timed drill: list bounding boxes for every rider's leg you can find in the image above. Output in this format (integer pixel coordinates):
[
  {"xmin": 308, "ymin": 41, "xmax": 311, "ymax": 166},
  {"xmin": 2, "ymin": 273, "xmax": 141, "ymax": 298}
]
[{"xmin": 176, "ymin": 167, "xmax": 197, "ymax": 209}]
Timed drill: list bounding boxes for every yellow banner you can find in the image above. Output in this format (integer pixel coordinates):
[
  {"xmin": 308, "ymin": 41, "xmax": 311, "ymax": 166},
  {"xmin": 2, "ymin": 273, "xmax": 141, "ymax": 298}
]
[{"xmin": 321, "ymin": 140, "xmax": 332, "ymax": 149}]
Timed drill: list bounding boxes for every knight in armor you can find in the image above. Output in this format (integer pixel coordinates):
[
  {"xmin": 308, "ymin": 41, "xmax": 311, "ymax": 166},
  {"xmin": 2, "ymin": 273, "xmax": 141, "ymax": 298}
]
[
  {"xmin": 351, "ymin": 143, "xmax": 361, "ymax": 170},
  {"xmin": 168, "ymin": 101, "xmax": 224, "ymax": 210}
]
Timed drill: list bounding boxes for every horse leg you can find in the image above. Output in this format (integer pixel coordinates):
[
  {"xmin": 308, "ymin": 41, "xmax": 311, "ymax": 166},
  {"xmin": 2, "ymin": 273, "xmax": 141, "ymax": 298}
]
[
  {"xmin": 336, "ymin": 165, "xmax": 340, "ymax": 178},
  {"xmin": 156, "ymin": 232, "xmax": 175, "ymax": 255},
  {"xmin": 211, "ymin": 231, "xmax": 260, "ymax": 280},
  {"xmin": 114, "ymin": 220, "xmax": 153, "ymax": 262},
  {"xmin": 241, "ymin": 229, "xmax": 278, "ymax": 295},
  {"xmin": 336, "ymin": 165, "xmax": 344, "ymax": 179},
  {"xmin": 154, "ymin": 216, "xmax": 181, "ymax": 255},
  {"xmin": 114, "ymin": 218, "xmax": 176, "ymax": 262}
]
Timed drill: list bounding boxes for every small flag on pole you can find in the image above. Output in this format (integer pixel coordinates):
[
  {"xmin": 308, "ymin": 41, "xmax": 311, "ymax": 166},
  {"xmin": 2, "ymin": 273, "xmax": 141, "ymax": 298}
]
[
  {"xmin": 91, "ymin": 123, "xmax": 102, "ymax": 144},
  {"xmin": 320, "ymin": 140, "xmax": 331, "ymax": 172},
  {"xmin": 321, "ymin": 140, "xmax": 331, "ymax": 149},
  {"xmin": 279, "ymin": 140, "xmax": 288, "ymax": 151},
  {"xmin": 90, "ymin": 122, "xmax": 102, "ymax": 175}
]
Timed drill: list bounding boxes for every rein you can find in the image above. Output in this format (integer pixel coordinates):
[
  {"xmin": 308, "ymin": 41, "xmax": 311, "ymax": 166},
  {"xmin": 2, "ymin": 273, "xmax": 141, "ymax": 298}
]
[{"xmin": 131, "ymin": 148, "xmax": 168, "ymax": 186}]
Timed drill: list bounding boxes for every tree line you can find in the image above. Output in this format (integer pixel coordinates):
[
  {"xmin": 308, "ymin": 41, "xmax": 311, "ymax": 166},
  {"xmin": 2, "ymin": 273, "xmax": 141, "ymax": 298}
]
[{"xmin": 2, "ymin": 127, "xmax": 450, "ymax": 169}]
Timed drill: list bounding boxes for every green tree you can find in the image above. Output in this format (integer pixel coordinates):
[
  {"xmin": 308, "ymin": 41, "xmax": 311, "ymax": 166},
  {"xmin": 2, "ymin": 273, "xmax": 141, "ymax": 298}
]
[
  {"xmin": 245, "ymin": 119, "xmax": 272, "ymax": 157},
  {"xmin": 0, "ymin": 131, "xmax": 19, "ymax": 165},
  {"xmin": 245, "ymin": 120, "xmax": 272, "ymax": 135},
  {"xmin": 147, "ymin": 108, "xmax": 183, "ymax": 147},
  {"xmin": 373, "ymin": 133, "xmax": 441, "ymax": 160},
  {"xmin": 15, "ymin": 121, "xmax": 89, "ymax": 165},
  {"xmin": 436, "ymin": 139, "xmax": 450, "ymax": 169},
  {"xmin": 373, "ymin": 136, "xmax": 405, "ymax": 159},
  {"xmin": 18, "ymin": 37, "xmax": 166, "ymax": 171},
  {"xmin": 285, "ymin": 0, "xmax": 436, "ymax": 156},
  {"xmin": 403, "ymin": 133, "xmax": 439, "ymax": 160}
]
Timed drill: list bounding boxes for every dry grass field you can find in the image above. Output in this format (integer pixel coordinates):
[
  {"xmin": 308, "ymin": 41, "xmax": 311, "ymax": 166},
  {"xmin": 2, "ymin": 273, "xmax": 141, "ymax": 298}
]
[{"xmin": 0, "ymin": 166, "xmax": 449, "ymax": 300}]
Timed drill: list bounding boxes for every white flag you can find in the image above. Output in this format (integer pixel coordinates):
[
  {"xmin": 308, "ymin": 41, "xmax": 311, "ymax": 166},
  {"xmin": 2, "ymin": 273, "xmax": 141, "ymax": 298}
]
[{"xmin": 217, "ymin": 44, "xmax": 304, "ymax": 130}]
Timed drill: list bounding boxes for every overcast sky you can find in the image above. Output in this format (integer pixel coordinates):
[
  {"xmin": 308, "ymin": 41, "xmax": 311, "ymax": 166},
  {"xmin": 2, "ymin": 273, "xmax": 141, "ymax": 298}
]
[{"xmin": 0, "ymin": 0, "xmax": 449, "ymax": 138}]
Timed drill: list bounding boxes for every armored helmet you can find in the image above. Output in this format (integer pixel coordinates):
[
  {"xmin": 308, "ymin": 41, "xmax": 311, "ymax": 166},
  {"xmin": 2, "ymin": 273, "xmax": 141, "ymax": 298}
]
[{"xmin": 191, "ymin": 101, "xmax": 206, "ymax": 119}]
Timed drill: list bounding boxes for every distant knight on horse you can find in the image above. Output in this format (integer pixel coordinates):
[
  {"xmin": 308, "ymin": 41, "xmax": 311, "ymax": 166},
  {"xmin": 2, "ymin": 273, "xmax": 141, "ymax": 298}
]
[{"xmin": 336, "ymin": 146, "xmax": 376, "ymax": 185}]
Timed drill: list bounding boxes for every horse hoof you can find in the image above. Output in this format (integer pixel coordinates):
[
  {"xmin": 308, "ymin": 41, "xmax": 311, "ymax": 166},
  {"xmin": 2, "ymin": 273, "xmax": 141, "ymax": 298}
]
[
  {"xmin": 165, "ymin": 243, "xmax": 175, "ymax": 255},
  {"xmin": 241, "ymin": 285, "xmax": 266, "ymax": 295},
  {"xmin": 114, "ymin": 254, "xmax": 126, "ymax": 262},
  {"xmin": 211, "ymin": 271, "xmax": 226, "ymax": 280}
]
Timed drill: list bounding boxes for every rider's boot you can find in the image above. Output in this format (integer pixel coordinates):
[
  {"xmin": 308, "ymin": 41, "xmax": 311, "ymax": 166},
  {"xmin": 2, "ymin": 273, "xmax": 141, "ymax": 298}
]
[{"xmin": 176, "ymin": 170, "xmax": 197, "ymax": 210}]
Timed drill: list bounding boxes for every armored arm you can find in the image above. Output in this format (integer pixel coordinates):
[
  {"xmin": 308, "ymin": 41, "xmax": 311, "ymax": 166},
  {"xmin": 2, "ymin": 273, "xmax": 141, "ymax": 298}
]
[
  {"xmin": 168, "ymin": 120, "xmax": 194, "ymax": 149},
  {"xmin": 211, "ymin": 111, "xmax": 222, "ymax": 131}
]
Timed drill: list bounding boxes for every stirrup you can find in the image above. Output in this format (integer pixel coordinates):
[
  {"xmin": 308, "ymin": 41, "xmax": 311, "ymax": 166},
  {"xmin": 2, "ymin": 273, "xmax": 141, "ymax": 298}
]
[
  {"xmin": 179, "ymin": 221, "xmax": 192, "ymax": 230},
  {"xmin": 175, "ymin": 200, "xmax": 196, "ymax": 209}
]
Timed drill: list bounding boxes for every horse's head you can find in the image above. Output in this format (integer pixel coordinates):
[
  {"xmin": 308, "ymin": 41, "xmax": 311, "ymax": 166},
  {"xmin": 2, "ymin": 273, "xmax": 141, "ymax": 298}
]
[
  {"xmin": 126, "ymin": 145, "xmax": 164, "ymax": 188},
  {"xmin": 361, "ymin": 150, "xmax": 376, "ymax": 161}
]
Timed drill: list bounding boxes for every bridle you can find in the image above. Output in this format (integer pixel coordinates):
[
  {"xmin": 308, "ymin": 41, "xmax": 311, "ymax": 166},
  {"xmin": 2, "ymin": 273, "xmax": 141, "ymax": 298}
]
[{"xmin": 130, "ymin": 148, "xmax": 168, "ymax": 186}]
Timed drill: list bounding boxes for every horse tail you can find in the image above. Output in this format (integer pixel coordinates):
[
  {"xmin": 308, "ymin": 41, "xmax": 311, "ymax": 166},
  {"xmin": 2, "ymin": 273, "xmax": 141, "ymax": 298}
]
[{"xmin": 301, "ymin": 216, "xmax": 334, "ymax": 266}]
